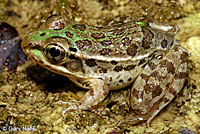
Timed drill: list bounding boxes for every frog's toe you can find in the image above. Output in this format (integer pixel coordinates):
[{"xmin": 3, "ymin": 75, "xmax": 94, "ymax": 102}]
[
  {"xmin": 62, "ymin": 103, "xmax": 79, "ymax": 116},
  {"xmin": 57, "ymin": 100, "xmax": 70, "ymax": 104},
  {"xmin": 117, "ymin": 114, "xmax": 147, "ymax": 127}
]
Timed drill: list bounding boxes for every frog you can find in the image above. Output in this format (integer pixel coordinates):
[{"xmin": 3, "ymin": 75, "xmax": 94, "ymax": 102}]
[{"xmin": 21, "ymin": 16, "xmax": 188, "ymax": 126}]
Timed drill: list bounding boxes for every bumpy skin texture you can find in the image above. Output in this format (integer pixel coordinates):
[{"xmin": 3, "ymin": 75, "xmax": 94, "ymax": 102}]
[{"xmin": 21, "ymin": 16, "xmax": 188, "ymax": 126}]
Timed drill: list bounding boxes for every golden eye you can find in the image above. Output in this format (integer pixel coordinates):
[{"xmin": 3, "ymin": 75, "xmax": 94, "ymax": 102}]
[{"xmin": 44, "ymin": 43, "xmax": 66, "ymax": 63}]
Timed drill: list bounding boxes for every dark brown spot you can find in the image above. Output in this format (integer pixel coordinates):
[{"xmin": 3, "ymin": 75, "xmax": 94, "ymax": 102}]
[
  {"xmin": 138, "ymin": 59, "xmax": 146, "ymax": 66},
  {"xmin": 124, "ymin": 65, "xmax": 136, "ymax": 71},
  {"xmin": 69, "ymin": 47, "xmax": 77, "ymax": 52},
  {"xmin": 40, "ymin": 33, "xmax": 46, "ymax": 36},
  {"xmin": 175, "ymin": 72, "xmax": 186, "ymax": 79},
  {"xmin": 89, "ymin": 89, "xmax": 94, "ymax": 96},
  {"xmin": 132, "ymin": 89, "xmax": 143, "ymax": 101},
  {"xmin": 144, "ymin": 84, "xmax": 162, "ymax": 98},
  {"xmin": 180, "ymin": 51, "xmax": 189, "ymax": 63},
  {"xmin": 65, "ymin": 31, "xmax": 73, "ymax": 38},
  {"xmin": 75, "ymin": 39, "xmax": 92, "ymax": 51},
  {"xmin": 97, "ymin": 60, "xmax": 108, "ymax": 63},
  {"xmin": 169, "ymin": 87, "xmax": 177, "ymax": 96},
  {"xmin": 99, "ymin": 68, "xmax": 107, "ymax": 73},
  {"xmin": 141, "ymin": 73, "xmax": 149, "ymax": 81},
  {"xmin": 148, "ymin": 62, "xmax": 156, "ymax": 70},
  {"xmin": 111, "ymin": 60, "xmax": 118, "ymax": 65},
  {"xmin": 72, "ymin": 24, "xmax": 86, "ymax": 31},
  {"xmin": 85, "ymin": 59, "xmax": 97, "ymax": 67},
  {"xmin": 144, "ymin": 84, "xmax": 152, "ymax": 94},
  {"xmin": 160, "ymin": 60, "xmax": 175, "ymax": 74},
  {"xmin": 161, "ymin": 39, "xmax": 168, "ymax": 48},
  {"xmin": 114, "ymin": 65, "xmax": 123, "ymax": 72},
  {"xmin": 99, "ymin": 48, "xmax": 112, "ymax": 55},
  {"xmin": 100, "ymin": 40, "xmax": 112, "ymax": 46},
  {"xmin": 69, "ymin": 54, "xmax": 76, "ymax": 59},
  {"xmin": 110, "ymin": 77, "xmax": 112, "ymax": 82},
  {"xmin": 66, "ymin": 60, "xmax": 82, "ymax": 72},
  {"xmin": 151, "ymin": 71, "xmax": 163, "ymax": 81},
  {"xmin": 119, "ymin": 79, "xmax": 123, "ymax": 83},
  {"xmin": 152, "ymin": 86, "xmax": 162, "ymax": 98},
  {"xmin": 127, "ymin": 44, "xmax": 138, "ymax": 57},
  {"xmin": 91, "ymin": 33, "xmax": 105, "ymax": 39},
  {"xmin": 128, "ymin": 78, "xmax": 132, "ymax": 81}
]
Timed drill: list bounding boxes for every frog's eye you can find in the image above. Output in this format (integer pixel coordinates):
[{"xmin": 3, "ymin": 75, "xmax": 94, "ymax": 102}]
[{"xmin": 44, "ymin": 43, "xmax": 66, "ymax": 63}]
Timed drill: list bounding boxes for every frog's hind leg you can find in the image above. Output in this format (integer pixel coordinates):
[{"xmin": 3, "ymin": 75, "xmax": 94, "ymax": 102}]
[{"xmin": 121, "ymin": 45, "xmax": 188, "ymax": 126}]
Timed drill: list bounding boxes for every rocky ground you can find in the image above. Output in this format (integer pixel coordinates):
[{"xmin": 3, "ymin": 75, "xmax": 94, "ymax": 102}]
[{"xmin": 0, "ymin": 0, "xmax": 200, "ymax": 133}]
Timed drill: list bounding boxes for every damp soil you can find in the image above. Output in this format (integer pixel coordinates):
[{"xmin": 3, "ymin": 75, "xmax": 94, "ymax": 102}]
[{"xmin": 0, "ymin": 0, "xmax": 200, "ymax": 133}]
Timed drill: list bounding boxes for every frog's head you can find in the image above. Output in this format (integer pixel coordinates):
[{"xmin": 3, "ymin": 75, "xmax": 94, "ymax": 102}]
[{"xmin": 22, "ymin": 16, "xmax": 85, "ymax": 77}]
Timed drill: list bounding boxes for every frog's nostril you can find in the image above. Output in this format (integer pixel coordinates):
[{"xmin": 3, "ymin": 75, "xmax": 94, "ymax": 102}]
[{"xmin": 69, "ymin": 47, "xmax": 77, "ymax": 52}]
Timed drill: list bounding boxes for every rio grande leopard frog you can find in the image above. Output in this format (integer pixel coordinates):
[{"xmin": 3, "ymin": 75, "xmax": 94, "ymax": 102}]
[{"xmin": 21, "ymin": 16, "xmax": 188, "ymax": 126}]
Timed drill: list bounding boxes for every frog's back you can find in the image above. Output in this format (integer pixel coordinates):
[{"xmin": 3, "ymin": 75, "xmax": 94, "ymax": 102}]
[
  {"xmin": 63, "ymin": 19, "xmax": 161, "ymax": 62},
  {"xmin": 28, "ymin": 16, "xmax": 175, "ymax": 62}
]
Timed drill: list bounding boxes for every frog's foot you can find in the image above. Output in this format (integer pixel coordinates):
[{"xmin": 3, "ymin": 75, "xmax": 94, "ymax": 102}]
[
  {"xmin": 56, "ymin": 101, "xmax": 80, "ymax": 116},
  {"xmin": 57, "ymin": 100, "xmax": 76, "ymax": 105},
  {"xmin": 62, "ymin": 78, "xmax": 109, "ymax": 116},
  {"xmin": 62, "ymin": 103, "xmax": 80, "ymax": 116}
]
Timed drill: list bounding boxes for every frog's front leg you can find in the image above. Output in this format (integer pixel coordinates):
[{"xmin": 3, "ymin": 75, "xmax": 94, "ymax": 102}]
[
  {"xmin": 121, "ymin": 44, "xmax": 188, "ymax": 126},
  {"xmin": 62, "ymin": 78, "xmax": 109, "ymax": 115}
]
